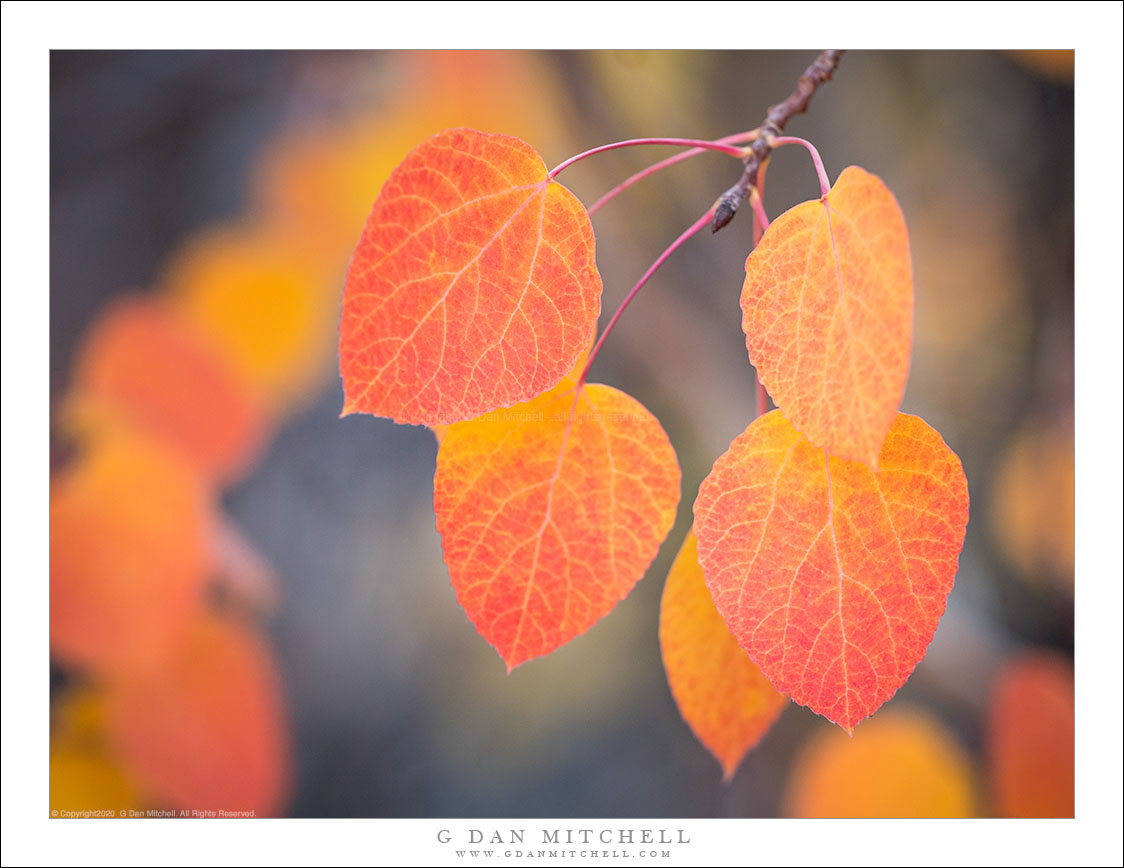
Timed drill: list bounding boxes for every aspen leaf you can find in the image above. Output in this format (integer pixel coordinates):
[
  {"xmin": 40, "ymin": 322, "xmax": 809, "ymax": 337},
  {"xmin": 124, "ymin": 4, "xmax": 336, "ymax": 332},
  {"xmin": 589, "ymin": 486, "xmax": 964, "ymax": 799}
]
[
  {"xmin": 69, "ymin": 296, "xmax": 266, "ymax": 484},
  {"xmin": 164, "ymin": 224, "xmax": 335, "ymax": 415},
  {"xmin": 430, "ymin": 322, "xmax": 595, "ymax": 447},
  {"xmin": 104, "ymin": 615, "xmax": 292, "ymax": 816},
  {"xmin": 784, "ymin": 708, "xmax": 977, "ymax": 817},
  {"xmin": 693, "ymin": 411, "xmax": 968, "ymax": 732},
  {"xmin": 255, "ymin": 52, "xmax": 570, "ymax": 263},
  {"xmin": 339, "ymin": 127, "xmax": 602, "ymax": 426},
  {"xmin": 50, "ymin": 432, "xmax": 212, "ymax": 675},
  {"xmin": 659, "ymin": 531, "xmax": 788, "ymax": 780},
  {"xmin": 434, "ymin": 383, "xmax": 680, "ymax": 670},
  {"xmin": 987, "ymin": 652, "xmax": 1074, "ymax": 817},
  {"xmin": 742, "ymin": 167, "xmax": 912, "ymax": 467}
]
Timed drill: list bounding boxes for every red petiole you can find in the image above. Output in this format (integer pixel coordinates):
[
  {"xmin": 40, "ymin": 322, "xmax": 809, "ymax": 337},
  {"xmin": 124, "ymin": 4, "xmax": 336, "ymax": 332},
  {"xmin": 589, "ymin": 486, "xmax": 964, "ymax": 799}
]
[
  {"xmin": 586, "ymin": 130, "xmax": 759, "ymax": 216},
  {"xmin": 771, "ymin": 135, "xmax": 831, "ymax": 197},
  {"xmin": 578, "ymin": 206, "xmax": 716, "ymax": 386},
  {"xmin": 548, "ymin": 136, "xmax": 749, "ymax": 180}
]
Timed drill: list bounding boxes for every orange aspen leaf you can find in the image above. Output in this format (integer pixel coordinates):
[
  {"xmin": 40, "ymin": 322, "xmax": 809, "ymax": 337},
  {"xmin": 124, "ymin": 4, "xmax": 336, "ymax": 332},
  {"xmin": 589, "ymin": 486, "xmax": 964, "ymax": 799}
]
[
  {"xmin": 987, "ymin": 652, "xmax": 1074, "ymax": 817},
  {"xmin": 784, "ymin": 708, "xmax": 977, "ymax": 817},
  {"xmin": 50, "ymin": 432, "xmax": 213, "ymax": 675},
  {"xmin": 434, "ymin": 383, "xmax": 680, "ymax": 670},
  {"xmin": 163, "ymin": 223, "xmax": 336, "ymax": 416},
  {"xmin": 430, "ymin": 322, "xmax": 595, "ymax": 447},
  {"xmin": 104, "ymin": 615, "xmax": 292, "ymax": 816},
  {"xmin": 693, "ymin": 411, "xmax": 968, "ymax": 733},
  {"xmin": 742, "ymin": 167, "xmax": 912, "ymax": 467},
  {"xmin": 254, "ymin": 53, "xmax": 571, "ymax": 263},
  {"xmin": 68, "ymin": 296, "xmax": 267, "ymax": 484},
  {"xmin": 659, "ymin": 531, "xmax": 788, "ymax": 780},
  {"xmin": 339, "ymin": 128, "xmax": 602, "ymax": 426}
]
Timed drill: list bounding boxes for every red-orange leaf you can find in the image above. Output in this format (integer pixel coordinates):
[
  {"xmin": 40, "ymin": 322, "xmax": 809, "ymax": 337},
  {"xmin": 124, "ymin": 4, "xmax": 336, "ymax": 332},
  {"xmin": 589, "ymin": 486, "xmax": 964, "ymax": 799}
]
[
  {"xmin": 104, "ymin": 615, "xmax": 291, "ymax": 816},
  {"xmin": 50, "ymin": 432, "xmax": 212, "ymax": 675},
  {"xmin": 339, "ymin": 128, "xmax": 602, "ymax": 426},
  {"xmin": 69, "ymin": 296, "xmax": 267, "ymax": 484},
  {"xmin": 742, "ymin": 167, "xmax": 912, "ymax": 467},
  {"xmin": 435, "ymin": 383, "xmax": 680, "ymax": 669},
  {"xmin": 659, "ymin": 530, "xmax": 788, "ymax": 779},
  {"xmin": 693, "ymin": 411, "xmax": 968, "ymax": 732},
  {"xmin": 987, "ymin": 652, "xmax": 1074, "ymax": 817}
]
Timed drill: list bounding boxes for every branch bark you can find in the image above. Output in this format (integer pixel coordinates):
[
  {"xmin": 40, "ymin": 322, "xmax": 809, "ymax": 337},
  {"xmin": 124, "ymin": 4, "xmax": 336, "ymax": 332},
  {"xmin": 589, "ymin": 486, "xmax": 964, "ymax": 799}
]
[{"xmin": 712, "ymin": 50, "xmax": 844, "ymax": 233}]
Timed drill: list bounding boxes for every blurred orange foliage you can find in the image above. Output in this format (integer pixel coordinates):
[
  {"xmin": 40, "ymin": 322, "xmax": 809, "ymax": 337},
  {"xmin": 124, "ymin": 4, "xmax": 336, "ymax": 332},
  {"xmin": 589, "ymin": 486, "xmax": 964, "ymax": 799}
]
[
  {"xmin": 987, "ymin": 651, "xmax": 1074, "ymax": 818},
  {"xmin": 50, "ymin": 432, "xmax": 212, "ymax": 675},
  {"xmin": 50, "ymin": 751, "xmax": 139, "ymax": 816},
  {"xmin": 990, "ymin": 423, "xmax": 1074, "ymax": 592},
  {"xmin": 164, "ymin": 224, "xmax": 335, "ymax": 415},
  {"xmin": 253, "ymin": 52, "xmax": 569, "ymax": 266},
  {"xmin": 50, "ymin": 690, "xmax": 141, "ymax": 815},
  {"xmin": 50, "ymin": 49, "xmax": 583, "ymax": 821},
  {"xmin": 104, "ymin": 615, "xmax": 292, "ymax": 816},
  {"xmin": 784, "ymin": 708, "xmax": 977, "ymax": 817},
  {"xmin": 68, "ymin": 296, "xmax": 267, "ymax": 484}
]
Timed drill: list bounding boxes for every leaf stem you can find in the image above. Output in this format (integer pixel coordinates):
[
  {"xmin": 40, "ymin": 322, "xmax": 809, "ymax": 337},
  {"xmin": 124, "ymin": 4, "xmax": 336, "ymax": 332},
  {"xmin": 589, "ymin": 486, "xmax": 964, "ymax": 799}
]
[
  {"xmin": 749, "ymin": 188, "xmax": 770, "ymax": 237},
  {"xmin": 548, "ymin": 137, "xmax": 749, "ymax": 180},
  {"xmin": 753, "ymin": 159, "xmax": 770, "ymax": 246},
  {"xmin": 578, "ymin": 205, "xmax": 716, "ymax": 386},
  {"xmin": 752, "ymin": 162, "xmax": 770, "ymax": 419},
  {"xmin": 586, "ymin": 130, "xmax": 759, "ymax": 216},
  {"xmin": 756, "ymin": 380, "xmax": 770, "ymax": 418},
  {"xmin": 771, "ymin": 136, "xmax": 831, "ymax": 197}
]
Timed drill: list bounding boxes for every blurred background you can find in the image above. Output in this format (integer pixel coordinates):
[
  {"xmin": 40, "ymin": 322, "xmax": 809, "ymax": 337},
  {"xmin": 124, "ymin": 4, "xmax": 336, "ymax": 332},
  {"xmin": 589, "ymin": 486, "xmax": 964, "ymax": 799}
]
[{"xmin": 49, "ymin": 50, "xmax": 1074, "ymax": 818}]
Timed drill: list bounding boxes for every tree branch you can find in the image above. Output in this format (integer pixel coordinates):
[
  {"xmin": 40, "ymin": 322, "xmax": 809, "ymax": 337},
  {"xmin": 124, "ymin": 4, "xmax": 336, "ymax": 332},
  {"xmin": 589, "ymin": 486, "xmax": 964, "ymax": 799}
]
[{"xmin": 712, "ymin": 50, "xmax": 844, "ymax": 233}]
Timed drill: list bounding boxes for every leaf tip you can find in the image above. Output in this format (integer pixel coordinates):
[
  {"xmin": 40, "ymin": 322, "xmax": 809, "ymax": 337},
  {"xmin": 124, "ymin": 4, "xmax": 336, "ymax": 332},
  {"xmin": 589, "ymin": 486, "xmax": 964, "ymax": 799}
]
[{"xmin": 500, "ymin": 647, "xmax": 527, "ymax": 674}]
